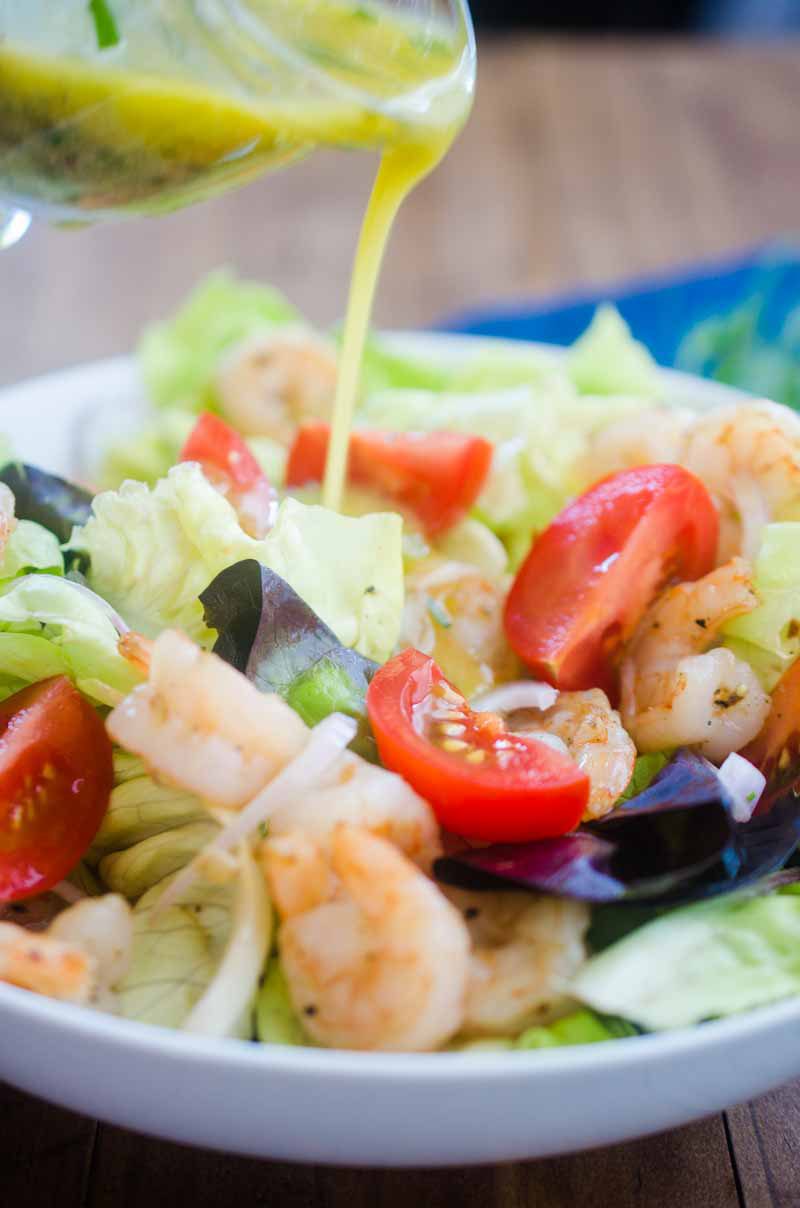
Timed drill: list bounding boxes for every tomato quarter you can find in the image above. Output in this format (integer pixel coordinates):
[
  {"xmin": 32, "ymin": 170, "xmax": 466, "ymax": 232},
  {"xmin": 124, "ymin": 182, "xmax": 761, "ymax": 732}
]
[
  {"xmin": 504, "ymin": 464, "xmax": 719, "ymax": 696},
  {"xmin": 366, "ymin": 648, "xmax": 589, "ymax": 842},
  {"xmin": 286, "ymin": 423, "xmax": 493, "ymax": 537},
  {"xmin": 0, "ymin": 677, "xmax": 113, "ymax": 902},
  {"xmin": 180, "ymin": 411, "xmax": 276, "ymax": 538}
]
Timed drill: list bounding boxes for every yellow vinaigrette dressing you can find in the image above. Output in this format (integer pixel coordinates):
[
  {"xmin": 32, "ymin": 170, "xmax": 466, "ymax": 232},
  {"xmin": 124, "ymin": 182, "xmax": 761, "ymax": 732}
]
[{"xmin": 0, "ymin": 0, "xmax": 474, "ymax": 508}]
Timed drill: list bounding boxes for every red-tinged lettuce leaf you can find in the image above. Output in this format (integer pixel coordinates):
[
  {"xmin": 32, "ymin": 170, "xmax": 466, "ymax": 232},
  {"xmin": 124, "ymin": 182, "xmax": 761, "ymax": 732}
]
[
  {"xmin": 435, "ymin": 750, "xmax": 800, "ymax": 905},
  {"xmin": 200, "ymin": 559, "xmax": 378, "ymax": 756},
  {"xmin": 0, "ymin": 462, "xmax": 93, "ymax": 544}
]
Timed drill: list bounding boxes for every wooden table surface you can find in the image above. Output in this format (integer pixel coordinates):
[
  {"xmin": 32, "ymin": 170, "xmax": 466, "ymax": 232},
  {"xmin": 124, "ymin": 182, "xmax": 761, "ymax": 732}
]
[{"xmin": 3, "ymin": 35, "xmax": 800, "ymax": 1207}]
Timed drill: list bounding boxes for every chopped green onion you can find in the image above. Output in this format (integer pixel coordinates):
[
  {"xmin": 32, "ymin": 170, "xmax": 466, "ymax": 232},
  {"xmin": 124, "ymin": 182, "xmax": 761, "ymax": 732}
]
[
  {"xmin": 88, "ymin": 0, "xmax": 120, "ymax": 49},
  {"xmin": 426, "ymin": 596, "xmax": 452, "ymax": 629}
]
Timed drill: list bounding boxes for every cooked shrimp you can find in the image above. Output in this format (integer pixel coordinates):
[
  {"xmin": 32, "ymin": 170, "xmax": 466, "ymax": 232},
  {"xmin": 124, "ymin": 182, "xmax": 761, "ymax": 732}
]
[
  {"xmin": 577, "ymin": 407, "xmax": 695, "ymax": 486},
  {"xmin": 683, "ymin": 400, "xmax": 800, "ymax": 562},
  {"xmin": 263, "ymin": 825, "xmax": 470, "ymax": 1051},
  {"xmin": 0, "ymin": 922, "xmax": 94, "ymax": 1003},
  {"xmin": 445, "ymin": 888, "xmax": 589, "ymax": 1037},
  {"xmin": 268, "ymin": 753, "xmax": 442, "ymax": 870},
  {"xmin": 403, "ymin": 560, "xmax": 520, "ymax": 699},
  {"xmin": 620, "ymin": 558, "xmax": 770, "ymax": 761},
  {"xmin": 216, "ymin": 328, "xmax": 338, "ymax": 443},
  {"xmin": 509, "ymin": 689, "xmax": 636, "ymax": 819},
  {"xmin": 108, "ymin": 629, "xmax": 307, "ymax": 808},
  {"xmin": 0, "ymin": 483, "xmax": 16, "ymax": 556},
  {"xmin": 50, "ymin": 895, "xmax": 133, "ymax": 1009}
]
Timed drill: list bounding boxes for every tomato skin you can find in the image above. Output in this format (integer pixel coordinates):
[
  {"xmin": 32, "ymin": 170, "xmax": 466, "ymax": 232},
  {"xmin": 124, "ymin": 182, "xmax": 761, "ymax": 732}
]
[
  {"xmin": 0, "ymin": 677, "xmax": 113, "ymax": 902},
  {"xmin": 741, "ymin": 659, "xmax": 800, "ymax": 809},
  {"xmin": 286, "ymin": 423, "xmax": 493, "ymax": 536},
  {"xmin": 180, "ymin": 412, "xmax": 265, "ymax": 491},
  {"xmin": 366, "ymin": 648, "xmax": 589, "ymax": 842},
  {"xmin": 504, "ymin": 465, "xmax": 719, "ymax": 696}
]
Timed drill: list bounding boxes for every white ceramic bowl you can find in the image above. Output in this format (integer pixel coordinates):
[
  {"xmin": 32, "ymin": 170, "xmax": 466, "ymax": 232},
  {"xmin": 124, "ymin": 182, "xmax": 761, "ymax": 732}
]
[{"xmin": 0, "ymin": 334, "xmax": 796, "ymax": 1168}]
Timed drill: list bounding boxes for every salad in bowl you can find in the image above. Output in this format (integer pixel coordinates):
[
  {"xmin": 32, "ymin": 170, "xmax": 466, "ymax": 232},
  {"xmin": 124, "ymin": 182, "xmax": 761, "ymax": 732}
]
[{"xmin": 1, "ymin": 272, "xmax": 800, "ymax": 1056}]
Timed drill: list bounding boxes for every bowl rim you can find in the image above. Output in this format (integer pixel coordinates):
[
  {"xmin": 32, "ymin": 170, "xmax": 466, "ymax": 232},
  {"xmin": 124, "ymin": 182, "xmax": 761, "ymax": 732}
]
[{"xmin": 1, "ymin": 333, "xmax": 791, "ymax": 1086}]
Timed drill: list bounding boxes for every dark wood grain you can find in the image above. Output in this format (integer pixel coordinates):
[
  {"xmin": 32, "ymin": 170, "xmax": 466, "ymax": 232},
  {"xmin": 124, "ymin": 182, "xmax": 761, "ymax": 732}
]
[
  {"xmin": 3, "ymin": 34, "xmax": 800, "ymax": 1208},
  {"xmin": 726, "ymin": 1086, "xmax": 800, "ymax": 1208}
]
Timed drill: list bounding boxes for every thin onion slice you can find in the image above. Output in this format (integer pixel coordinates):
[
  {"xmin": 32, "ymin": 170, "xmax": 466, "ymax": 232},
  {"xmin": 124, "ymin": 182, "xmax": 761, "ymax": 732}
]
[
  {"xmin": 471, "ymin": 681, "xmax": 559, "ymax": 714},
  {"xmin": 157, "ymin": 712, "xmax": 357, "ymax": 913},
  {"xmin": 717, "ymin": 752, "xmax": 766, "ymax": 824}
]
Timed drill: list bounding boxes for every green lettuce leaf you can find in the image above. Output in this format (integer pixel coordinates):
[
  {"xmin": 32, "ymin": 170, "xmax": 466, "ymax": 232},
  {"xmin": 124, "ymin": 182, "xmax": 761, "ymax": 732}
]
[
  {"xmin": 262, "ymin": 497, "xmax": 403, "ymax": 663},
  {"xmin": 99, "ymin": 408, "xmax": 195, "ymax": 489},
  {"xmin": 618, "ymin": 751, "xmax": 672, "ymax": 803},
  {"xmin": 71, "ymin": 464, "xmax": 403, "ymax": 660},
  {"xmin": 116, "ymin": 872, "xmax": 232, "ymax": 1029},
  {"xmin": 98, "ymin": 821, "xmax": 218, "ymax": 900},
  {"xmin": 359, "ymin": 335, "xmax": 451, "ymax": 396},
  {"xmin": 0, "ymin": 520, "xmax": 63, "ymax": 580},
  {"xmin": 573, "ymin": 882, "xmax": 800, "ymax": 1030},
  {"xmin": 567, "ymin": 304, "xmax": 662, "ymax": 397},
  {"xmin": 723, "ymin": 522, "xmax": 800, "ymax": 689},
  {"xmin": 89, "ymin": 752, "xmax": 206, "ymax": 862},
  {"xmin": 139, "ymin": 270, "xmax": 300, "ymax": 411},
  {"xmin": 0, "ymin": 574, "xmax": 142, "ymax": 705},
  {"xmin": 516, "ymin": 1010, "xmax": 637, "ymax": 1049},
  {"xmin": 254, "ymin": 956, "xmax": 312, "ymax": 1046}
]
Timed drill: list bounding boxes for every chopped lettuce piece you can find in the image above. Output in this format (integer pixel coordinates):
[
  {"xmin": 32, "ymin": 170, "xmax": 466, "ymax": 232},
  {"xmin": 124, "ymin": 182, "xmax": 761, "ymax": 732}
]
[
  {"xmin": 116, "ymin": 873, "xmax": 232, "ymax": 1029},
  {"xmin": 89, "ymin": 753, "xmax": 206, "ymax": 862},
  {"xmin": 139, "ymin": 270, "xmax": 300, "ymax": 411},
  {"xmin": 435, "ymin": 517, "xmax": 509, "ymax": 579},
  {"xmin": 723, "ymin": 523, "xmax": 800, "ymax": 689},
  {"xmin": 0, "ymin": 574, "xmax": 142, "ymax": 705},
  {"xmin": 0, "ymin": 520, "xmax": 63, "ymax": 580},
  {"xmin": 262, "ymin": 498, "xmax": 403, "ymax": 663},
  {"xmin": 567, "ymin": 304, "xmax": 662, "ymax": 398},
  {"xmin": 254, "ymin": 956, "xmax": 311, "ymax": 1046},
  {"xmin": 99, "ymin": 408, "xmax": 195, "ymax": 489},
  {"xmin": 98, "ymin": 821, "xmax": 218, "ymax": 900},
  {"xmin": 71, "ymin": 464, "xmax": 403, "ymax": 660},
  {"xmin": 618, "ymin": 751, "xmax": 672, "ymax": 803},
  {"xmin": 573, "ymin": 883, "xmax": 800, "ymax": 1030},
  {"xmin": 359, "ymin": 335, "xmax": 450, "ymax": 396},
  {"xmin": 516, "ymin": 1010, "xmax": 637, "ymax": 1049}
]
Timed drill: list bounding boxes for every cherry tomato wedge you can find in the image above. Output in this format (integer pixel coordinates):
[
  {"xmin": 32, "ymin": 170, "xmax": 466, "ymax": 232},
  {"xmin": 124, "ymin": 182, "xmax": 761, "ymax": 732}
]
[
  {"xmin": 286, "ymin": 423, "xmax": 493, "ymax": 537},
  {"xmin": 180, "ymin": 412, "xmax": 276, "ymax": 538},
  {"xmin": 0, "ymin": 677, "xmax": 113, "ymax": 902},
  {"xmin": 366, "ymin": 648, "xmax": 589, "ymax": 842},
  {"xmin": 741, "ymin": 658, "xmax": 800, "ymax": 809},
  {"xmin": 504, "ymin": 464, "xmax": 719, "ymax": 697}
]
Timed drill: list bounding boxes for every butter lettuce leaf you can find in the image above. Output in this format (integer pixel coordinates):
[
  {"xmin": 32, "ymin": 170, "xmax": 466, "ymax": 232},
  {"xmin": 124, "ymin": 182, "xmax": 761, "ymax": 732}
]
[
  {"xmin": 89, "ymin": 752, "xmax": 206, "ymax": 862},
  {"xmin": 70, "ymin": 464, "xmax": 403, "ymax": 660},
  {"xmin": 254, "ymin": 956, "xmax": 311, "ymax": 1047},
  {"xmin": 723, "ymin": 522, "xmax": 800, "ymax": 689},
  {"xmin": 139, "ymin": 270, "xmax": 300, "ymax": 411},
  {"xmin": 567, "ymin": 304, "xmax": 662, "ymax": 398},
  {"xmin": 0, "ymin": 574, "xmax": 142, "ymax": 705},
  {"xmin": 573, "ymin": 881, "xmax": 800, "ymax": 1030},
  {"xmin": 0, "ymin": 520, "xmax": 63, "ymax": 580}
]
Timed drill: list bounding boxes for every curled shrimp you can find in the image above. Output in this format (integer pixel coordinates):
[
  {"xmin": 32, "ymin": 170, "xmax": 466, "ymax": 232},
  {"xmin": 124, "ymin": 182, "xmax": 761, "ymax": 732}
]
[
  {"xmin": 263, "ymin": 825, "xmax": 470, "ymax": 1051},
  {"xmin": 509, "ymin": 689, "xmax": 636, "ymax": 819},
  {"xmin": 620, "ymin": 558, "xmax": 771, "ymax": 761},
  {"xmin": 577, "ymin": 407, "xmax": 695, "ymax": 486},
  {"xmin": 216, "ymin": 328, "xmax": 338, "ymax": 443},
  {"xmin": 268, "ymin": 753, "xmax": 442, "ymax": 870},
  {"xmin": 683, "ymin": 400, "xmax": 800, "ymax": 562},
  {"xmin": 403, "ymin": 560, "xmax": 520, "ymax": 699},
  {"xmin": 108, "ymin": 629, "xmax": 308, "ymax": 809},
  {"xmin": 0, "ymin": 483, "xmax": 16, "ymax": 557},
  {"xmin": 445, "ymin": 888, "xmax": 589, "ymax": 1037},
  {"xmin": 0, "ymin": 894, "xmax": 132, "ymax": 1006}
]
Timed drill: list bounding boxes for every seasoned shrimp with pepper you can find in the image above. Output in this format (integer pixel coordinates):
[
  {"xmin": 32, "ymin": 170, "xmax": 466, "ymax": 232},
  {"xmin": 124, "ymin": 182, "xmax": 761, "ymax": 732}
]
[
  {"xmin": 263, "ymin": 825, "xmax": 470, "ymax": 1052},
  {"xmin": 620, "ymin": 558, "xmax": 771, "ymax": 761}
]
